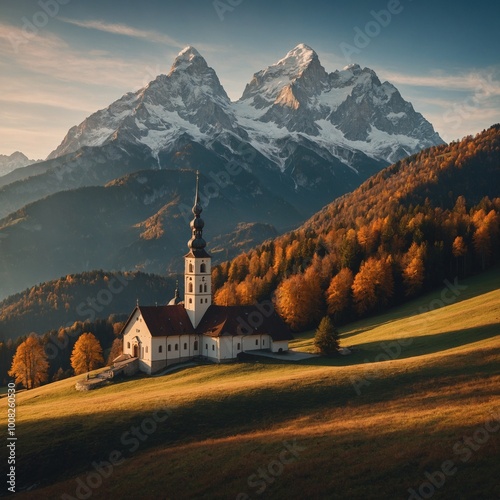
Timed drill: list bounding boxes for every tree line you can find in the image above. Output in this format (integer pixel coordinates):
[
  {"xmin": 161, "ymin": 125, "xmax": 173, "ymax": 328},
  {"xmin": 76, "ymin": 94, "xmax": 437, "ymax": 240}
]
[
  {"xmin": 0, "ymin": 271, "xmax": 173, "ymax": 342},
  {"xmin": 0, "ymin": 317, "xmax": 123, "ymax": 387}
]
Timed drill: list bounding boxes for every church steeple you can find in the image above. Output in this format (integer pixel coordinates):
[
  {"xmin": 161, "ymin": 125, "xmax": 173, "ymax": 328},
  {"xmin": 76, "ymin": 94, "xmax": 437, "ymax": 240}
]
[
  {"xmin": 187, "ymin": 171, "xmax": 208, "ymax": 255},
  {"xmin": 184, "ymin": 170, "xmax": 212, "ymax": 328}
]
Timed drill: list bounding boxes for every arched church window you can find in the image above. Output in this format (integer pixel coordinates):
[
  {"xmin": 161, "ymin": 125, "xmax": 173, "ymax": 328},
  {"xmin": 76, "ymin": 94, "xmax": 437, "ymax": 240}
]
[
  {"xmin": 200, "ymin": 263, "xmax": 206, "ymax": 273},
  {"xmin": 194, "ymin": 341, "xmax": 198, "ymax": 351},
  {"xmin": 204, "ymin": 284, "xmax": 207, "ymax": 292},
  {"xmin": 199, "ymin": 284, "xmax": 203, "ymax": 293},
  {"xmin": 189, "ymin": 263, "xmax": 194, "ymax": 273},
  {"xmin": 188, "ymin": 283, "xmax": 193, "ymax": 293}
]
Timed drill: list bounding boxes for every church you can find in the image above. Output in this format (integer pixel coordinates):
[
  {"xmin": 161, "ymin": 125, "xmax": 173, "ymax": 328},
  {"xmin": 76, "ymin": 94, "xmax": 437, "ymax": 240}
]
[{"xmin": 121, "ymin": 172, "xmax": 293, "ymax": 374}]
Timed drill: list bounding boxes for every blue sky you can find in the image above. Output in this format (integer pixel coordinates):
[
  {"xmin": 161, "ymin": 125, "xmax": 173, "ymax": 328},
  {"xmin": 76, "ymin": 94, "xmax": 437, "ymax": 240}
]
[{"xmin": 1, "ymin": 0, "xmax": 499, "ymax": 159}]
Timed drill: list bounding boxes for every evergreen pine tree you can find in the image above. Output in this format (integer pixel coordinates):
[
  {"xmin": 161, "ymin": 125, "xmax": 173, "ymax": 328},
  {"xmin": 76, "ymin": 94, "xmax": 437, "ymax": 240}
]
[{"xmin": 314, "ymin": 316, "xmax": 340, "ymax": 355}]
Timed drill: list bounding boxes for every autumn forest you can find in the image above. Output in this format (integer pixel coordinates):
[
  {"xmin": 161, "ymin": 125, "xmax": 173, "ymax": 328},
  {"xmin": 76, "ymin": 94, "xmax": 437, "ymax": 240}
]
[{"xmin": 212, "ymin": 126, "xmax": 500, "ymax": 329}]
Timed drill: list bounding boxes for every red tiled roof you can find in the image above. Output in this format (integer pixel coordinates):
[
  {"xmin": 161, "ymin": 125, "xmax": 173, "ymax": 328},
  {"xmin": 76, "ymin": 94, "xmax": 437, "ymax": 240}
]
[
  {"xmin": 123, "ymin": 304, "xmax": 293, "ymax": 341},
  {"xmin": 198, "ymin": 305, "xmax": 293, "ymax": 341},
  {"xmin": 139, "ymin": 305, "xmax": 194, "ymax": 337}
]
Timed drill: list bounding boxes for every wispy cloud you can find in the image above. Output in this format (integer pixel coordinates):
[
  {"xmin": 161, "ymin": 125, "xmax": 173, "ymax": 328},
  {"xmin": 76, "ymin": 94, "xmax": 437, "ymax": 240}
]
[
  {"xmin": 0, "ymin": 23, "xmax": 164, "ymax": 89},
  {"xmin": 379, "ymin": 69, "xmax": 500, "ymax": 95},
  {"xmin": 58, "ymin": 17, "xmax": 184, "ymax": 48},
  {"xmin": 0, "ymin": 21, "xmax": 168, "ymax": 157},
  {"xmin": 373, "ymin": 67, "xmax": 500, "ymax": 141}
]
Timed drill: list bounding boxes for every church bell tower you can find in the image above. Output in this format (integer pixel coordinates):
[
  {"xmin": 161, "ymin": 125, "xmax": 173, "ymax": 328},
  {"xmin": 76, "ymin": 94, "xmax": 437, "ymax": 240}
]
[{"xmin": 184, "ymin": 171, "xmax": 212, "ymax": 328}]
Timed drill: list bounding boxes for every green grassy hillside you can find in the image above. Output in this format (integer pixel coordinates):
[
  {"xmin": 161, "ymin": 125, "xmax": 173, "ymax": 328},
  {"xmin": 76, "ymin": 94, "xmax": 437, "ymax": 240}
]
[{"xmin": 4, "ymin": 270, "xmax": 500, "ymax": 499}]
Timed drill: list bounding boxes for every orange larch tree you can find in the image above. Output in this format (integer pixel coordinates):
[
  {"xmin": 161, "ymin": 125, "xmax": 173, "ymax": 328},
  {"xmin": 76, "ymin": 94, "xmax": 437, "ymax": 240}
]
[
  {"xmin": 402, "ymin": 242, "xmax": 426, "ymax": 296},
  {"xmin": 9, "ymin": 334, "xmax": 49, "ymax": 389},
  {"xmin": 70, "ymin": 333, "xmax": 105, "ymax": 375},
  {"xmin": 275, "ymin": 270, "xmax": 322, "ymax": 331},
  {"xmin": 326, "ymin": 268, "xmax": 354, "ymax": 318},
  {"xmin": 352, "ymin": 256, "xmax": 394, "ymax": 315}
]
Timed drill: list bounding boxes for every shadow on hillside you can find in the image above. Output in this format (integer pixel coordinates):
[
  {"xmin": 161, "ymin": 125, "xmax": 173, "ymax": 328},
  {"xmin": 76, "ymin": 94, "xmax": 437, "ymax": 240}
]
[
  {"xmin": 15, "ymin": 334, "xmax": 500, "ymax": 494},
  {"xmin": 275, "ymin": 323, "xmax": 500, "ymax": 368}
]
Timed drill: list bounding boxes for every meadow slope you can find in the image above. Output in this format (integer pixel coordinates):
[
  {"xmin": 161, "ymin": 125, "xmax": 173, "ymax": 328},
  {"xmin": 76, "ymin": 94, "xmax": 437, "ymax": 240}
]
[{"xmin": 4, "ymin": 270, "xmax": 500, "ymax": 500}]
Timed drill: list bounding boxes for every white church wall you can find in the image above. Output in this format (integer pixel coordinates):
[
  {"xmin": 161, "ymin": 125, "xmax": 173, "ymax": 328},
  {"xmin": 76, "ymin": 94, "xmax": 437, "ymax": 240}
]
[
  {"xmin": 122, "ymin": 311, "xmax": 154, "ymax": 374},
  {"xmin": 150, "ymin": 337, "xmax": 167, "ymax": 373},
  {"xmin": 165, "ymin": 334, "xmax": 198, "ymax": 361},
  {"xmin": 242, "ymin": 334, "xmax": 271, "ymax": 352},
  {"xmin": 166, "ymin": 335, "xmax": 180, "ymax": 362},
  {"xmin": 149, "ymin": 334, "xmax": 203, "ymax": 373},
  {"xmin": 201, "ymin": 337, "xmax": 220, "ymax": 361},
  {"xmin": 218, "ymin": 336, "xmax": 244, "ymax": 361},
  {"xmin": 271, "ymin": 340, "xmax": 289, "ymax": 353}
]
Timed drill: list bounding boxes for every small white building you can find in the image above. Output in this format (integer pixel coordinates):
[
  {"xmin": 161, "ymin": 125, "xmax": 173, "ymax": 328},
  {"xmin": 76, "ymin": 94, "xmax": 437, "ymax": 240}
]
[{"xmin": 121, "ymin": 172, "xmax": 293, "ymax": 374}]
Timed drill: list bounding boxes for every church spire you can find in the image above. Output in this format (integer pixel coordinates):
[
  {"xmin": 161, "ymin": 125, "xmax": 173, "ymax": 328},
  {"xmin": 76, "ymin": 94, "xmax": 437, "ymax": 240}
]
[
  {"xmin": 167, "ymin": 280, "xmax": 181, "ymax": 305},
  {"xmin": 184, "ymin": 170, "xmax": 212, "ymax": 328},
  {"xmin": 187, "ymin": 170, "xmax": 207, "ymax": 254}
]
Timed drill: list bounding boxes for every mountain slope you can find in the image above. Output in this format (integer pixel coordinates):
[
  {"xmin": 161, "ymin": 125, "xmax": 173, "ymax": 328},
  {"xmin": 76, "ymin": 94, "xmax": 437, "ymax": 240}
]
[
  {"xmin": 0, "ymin": 151, "xmax": 38, "ymax": 177},
  {"xmin": 47, "ymin": 47, "xmax": 243, "ymax": 162},
  {"xmin": 0, "ymin": 168, "xmax": 299, "ymax": 300},
  {"xmin": 213, "ymin": 125, "xmax": 500, "ymax": 328}
]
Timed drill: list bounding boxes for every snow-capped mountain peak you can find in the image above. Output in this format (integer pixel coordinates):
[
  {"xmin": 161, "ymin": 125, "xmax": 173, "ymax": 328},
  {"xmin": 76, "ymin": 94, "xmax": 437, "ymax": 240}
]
[
  {"xmin": 169, "ymin": 45, "xmax": 208, "ymax": 75},
  {"xmin": 0, "ymin": 151, "xmax": 38, "ymax": 177},
  {"xmin": 47, "ymin": 46, "xmax": 237, "ymax": 160},
  {"xmin": 342, "ymin": 63, "xmax": 361, "ymax": 71},
  {"xmin": 240, "ymin": 43, "xmax": 327, "ymax": 107},
  {"xmin": 178, "ymin": 45, "xmax": 202, "ymax": 60},
  {"xmin": 47, "ymin": 44, "xmax": 443, "ymax": 168},
  {"xmin": 276, "ymin": 43, "xmax": 318, "ymax": 73}
]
